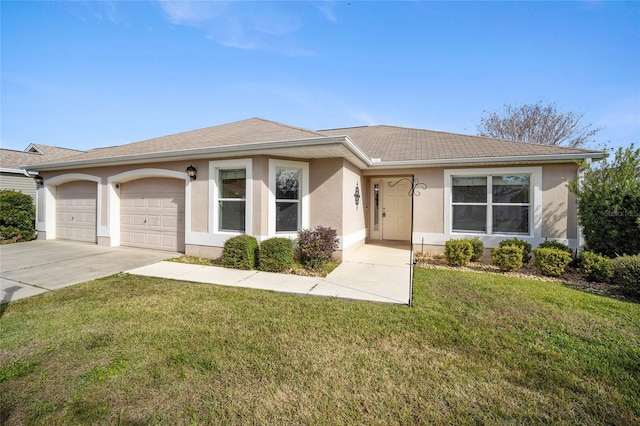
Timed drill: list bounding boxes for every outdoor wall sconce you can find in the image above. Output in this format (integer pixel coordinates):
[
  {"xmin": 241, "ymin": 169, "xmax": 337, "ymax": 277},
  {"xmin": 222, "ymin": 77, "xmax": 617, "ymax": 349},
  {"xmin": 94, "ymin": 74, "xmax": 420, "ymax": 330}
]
[
  {"xmin": 186, "ymin": 165, "xmax": 197, "ymax": 181},
  {"xmin": 354, "ymin": 182, "xmax": 361, "ymax": 210},
  {"xmin": 33, "ymin": 174, "xmax": 44, "ymax": 186}
]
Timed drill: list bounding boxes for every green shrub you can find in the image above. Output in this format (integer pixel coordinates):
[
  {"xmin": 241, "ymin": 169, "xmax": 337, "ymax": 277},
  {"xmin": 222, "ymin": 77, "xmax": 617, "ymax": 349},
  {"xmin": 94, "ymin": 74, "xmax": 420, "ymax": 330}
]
[
  {"xmin": 609, "ymin": 254, "xmax": 640, "ymax": 294},
  {"xmin": 0, "ymin": 190, "xmax": 36, "ymax": 242},
  {"xmin": 295, "ymin": 226, "xmax": 339, "ymax": 269},
  {"xmin": 578, "ymin": 251, "xmax": 613, "ymax": 283},
  {"xmin": 258, "ymin": 238, "xmax": 294, "ymax": 273},
  {"xmin": 463, "ymin": 238, "xmax": 485, "ymax": 262},
  {"xmin": 222, "ymin": 235, "xmax": 258, "ymax": 270},
  {"xmin": 444, "ymin": 239, "xmax": 473, "ymax": 266},
  {"xmin": 499, "ymin": 238, "xmax": 532, "ymax": 263},
  {"xmin": 534, "ymin": 248, "xmax": 572, "ymax": 277},
  {"xmin": 537, "ymin": 240, "xmax": 573, "ymax": 255},
  {"xmin": 568, "ymin": 144, "xmax": 640, "ymax": 258},
  {"xmin": 491, "ymin": 245, "xmax": 524, "ymax": 272}
]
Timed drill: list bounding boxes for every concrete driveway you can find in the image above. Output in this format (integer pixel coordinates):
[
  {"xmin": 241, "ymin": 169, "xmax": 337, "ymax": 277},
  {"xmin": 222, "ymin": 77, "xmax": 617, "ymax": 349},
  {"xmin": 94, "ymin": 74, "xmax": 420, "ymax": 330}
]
[{"xmin": 1, "ymin": 240, "xmax": 176, "ymax": 303}]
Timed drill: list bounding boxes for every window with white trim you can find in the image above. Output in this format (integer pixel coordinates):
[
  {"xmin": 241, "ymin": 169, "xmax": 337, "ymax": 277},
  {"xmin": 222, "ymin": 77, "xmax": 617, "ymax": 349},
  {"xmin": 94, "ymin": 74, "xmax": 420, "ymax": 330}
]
[
  {"xmin": 451, "ymin": 174, "xmax": 531, "ymax": 235},
  {"xmin": 275, "ymin": 168, "xmax": 300, "ymax": 232},
  {"xmin": 218, "ymin": 169, "xmax": 246, "ymax": 232},
  {"xmin": 210, "ymin": 159, "xmax": 252, "ymax": 235},
  {"xmin": 268, "ymin": 159, "xmax": 309, "ymax": 236}
]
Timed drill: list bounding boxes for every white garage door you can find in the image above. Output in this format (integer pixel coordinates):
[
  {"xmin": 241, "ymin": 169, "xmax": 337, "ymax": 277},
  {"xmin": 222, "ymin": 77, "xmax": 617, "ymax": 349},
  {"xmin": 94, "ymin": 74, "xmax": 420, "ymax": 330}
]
[
  {"xmin": 56, "ymin": 181, "xmax": 97, "ymax": 243},
  {"xmin": 120, "ymin": 178, "xmax": 185, "ymax": 252}
]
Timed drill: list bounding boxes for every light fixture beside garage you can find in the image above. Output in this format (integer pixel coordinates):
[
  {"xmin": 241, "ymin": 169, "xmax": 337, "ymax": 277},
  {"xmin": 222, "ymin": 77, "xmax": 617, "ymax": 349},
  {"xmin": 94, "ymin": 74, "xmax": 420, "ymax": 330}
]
[
  {"xmin": 33, "ymin": 174, "xmax": 44, "ymax": 186},
  {"xmin": 186, "ymin": 165, "xmax": 197, "ymax": 181}
]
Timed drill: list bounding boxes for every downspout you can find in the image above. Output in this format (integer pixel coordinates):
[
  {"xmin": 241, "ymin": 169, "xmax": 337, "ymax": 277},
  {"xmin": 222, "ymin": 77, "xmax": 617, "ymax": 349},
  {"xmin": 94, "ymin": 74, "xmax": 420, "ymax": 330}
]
[{"xmin": 576, "ymin": 158, "xmax": 591, "ymax": 252}]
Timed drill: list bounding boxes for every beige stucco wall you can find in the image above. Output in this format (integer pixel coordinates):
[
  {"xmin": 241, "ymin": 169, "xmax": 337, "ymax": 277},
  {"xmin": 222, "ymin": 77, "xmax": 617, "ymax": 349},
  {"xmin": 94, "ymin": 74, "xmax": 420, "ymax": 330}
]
[
  {"xmin": 252, "ymin": 156, "xmax": 269, "ymax": 237},
  {"xmin": 412, "ymin": 168, "xmax": 445, "ymax": 234},
  {"xmin": 541, "ymin": 163, "xmax": 579, "ymax": 240},
  {"xmin": 341, "ymin": 160, "xmax": 366, "ymax": 236},
  {"xmin": 309, "ymin": 158, "xmax": 343, "ymax": 234}
]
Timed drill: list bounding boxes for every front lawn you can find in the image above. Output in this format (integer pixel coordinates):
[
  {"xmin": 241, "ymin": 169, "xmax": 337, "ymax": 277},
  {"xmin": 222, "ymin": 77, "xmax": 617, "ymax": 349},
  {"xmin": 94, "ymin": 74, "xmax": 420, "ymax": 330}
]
[{"xmin": 1, "ymin": 268, "xmax": 639, "ymax": 424}]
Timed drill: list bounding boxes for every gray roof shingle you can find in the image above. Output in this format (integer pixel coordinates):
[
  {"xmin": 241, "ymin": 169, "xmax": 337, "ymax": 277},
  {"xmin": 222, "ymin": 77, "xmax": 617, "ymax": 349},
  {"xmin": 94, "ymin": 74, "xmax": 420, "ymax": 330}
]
[{"xmin": 317, "ymin": 125, "xmax": 597, "ymax": 162}]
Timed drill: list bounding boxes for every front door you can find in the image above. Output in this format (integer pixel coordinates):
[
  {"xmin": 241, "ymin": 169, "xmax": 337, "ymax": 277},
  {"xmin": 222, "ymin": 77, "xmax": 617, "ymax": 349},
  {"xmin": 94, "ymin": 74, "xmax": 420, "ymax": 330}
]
[{"xmin": 370, "ymin": 178, "xmax": 412, "ymax": 241}]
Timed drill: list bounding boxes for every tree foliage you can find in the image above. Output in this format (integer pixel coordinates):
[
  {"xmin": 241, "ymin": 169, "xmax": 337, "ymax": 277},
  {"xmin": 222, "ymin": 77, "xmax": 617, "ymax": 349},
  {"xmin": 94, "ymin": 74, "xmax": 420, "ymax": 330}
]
[
  {"xmin": 477, "ymin": 101, "xmax": 602, "ymax": 147},
  {"xmin": 0, "ymin": 190, "xmax": 36, "ymax": 242},
  {"xmin": 568, "ymin": 145, "xmax": 640, "ymax": 257}
]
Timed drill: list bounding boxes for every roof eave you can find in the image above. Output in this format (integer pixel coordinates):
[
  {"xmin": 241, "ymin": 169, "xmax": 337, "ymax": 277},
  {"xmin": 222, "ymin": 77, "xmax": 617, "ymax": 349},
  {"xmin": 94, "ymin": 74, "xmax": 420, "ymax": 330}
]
[{"xmin": 23, "ymin": 136, "xmax": 366, "ymax": 171}]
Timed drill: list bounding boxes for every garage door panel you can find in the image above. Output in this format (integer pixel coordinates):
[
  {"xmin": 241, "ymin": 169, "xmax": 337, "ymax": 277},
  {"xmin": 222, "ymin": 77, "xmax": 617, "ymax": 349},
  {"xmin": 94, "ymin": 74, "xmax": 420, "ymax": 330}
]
[
  {"xmin": 120, "ymin": 178, "xmax": 184, "ymax": 252},
  {"xmin": 56, "ymin": 182, "xmax": 97, "ymax": 243}
]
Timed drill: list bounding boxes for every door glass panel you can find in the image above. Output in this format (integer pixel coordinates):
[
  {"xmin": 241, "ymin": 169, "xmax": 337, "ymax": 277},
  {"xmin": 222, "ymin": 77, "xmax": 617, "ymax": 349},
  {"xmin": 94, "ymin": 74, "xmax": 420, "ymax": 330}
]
[{"xmin": 374, "ymin": 183, "xmax": 379, "ymax": 231}]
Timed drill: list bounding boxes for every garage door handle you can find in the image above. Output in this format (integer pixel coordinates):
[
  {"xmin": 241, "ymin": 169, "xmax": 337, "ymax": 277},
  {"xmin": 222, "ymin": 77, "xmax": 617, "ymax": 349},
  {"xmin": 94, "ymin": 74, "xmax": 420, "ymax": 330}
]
[{"xmin": 143, "ymin": 219, "xmax": 147, "ymax": 224}]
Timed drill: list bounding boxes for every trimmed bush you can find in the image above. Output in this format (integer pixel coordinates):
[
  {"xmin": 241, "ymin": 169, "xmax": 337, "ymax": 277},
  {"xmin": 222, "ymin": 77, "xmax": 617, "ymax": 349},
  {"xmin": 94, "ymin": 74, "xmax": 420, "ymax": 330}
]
[
  {"xmin": 0, "ymin": 190, "xmax": 36, "ymax": 242},
  {"xmin": 491, "ymin": 245, "xmax": 524, "ymax": 272},
  {"xmin": 609, "ymin": 254, "xmax": 640, "ymax": 294},
  {"xmin": 222, "ymin": 235, "xmax": 258, "ymax": 270},
  {"xmin": 499, "ymin": 238, "xmax": 532, "ymax": 263},
  {"xmin": 537, "ymin": 240, "xmax": 573, "ymax": 256},
  {"xmin": 464, "ymin": 238, "xmax": 485, "ymax": 262},
  {"xmin": 444, "ymin": 239, "xmax": 473, "ymax": 266},
  {"xmin": 578, "ymin": 251, "xmax": 613, "ymax": 283},
  {"xmin": 296, "ymin": 226, "xmax": 339, "ymax": 269},
  {"xmin": 258, "ymin": 238, "xmax": 294, "ymax": 273},
  {"xmin": 534, "ymin": 248, "xmax": 572, "ymax": 277}
]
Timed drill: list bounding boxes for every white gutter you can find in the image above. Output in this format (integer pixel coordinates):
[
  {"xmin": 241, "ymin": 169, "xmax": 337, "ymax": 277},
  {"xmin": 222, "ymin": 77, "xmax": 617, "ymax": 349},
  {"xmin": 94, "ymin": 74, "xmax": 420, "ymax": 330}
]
[
  {"xmin": 363, "ymin": 152, "xmax": 604, "ymax": 169},
  {"xmin": 0, "ymin": 167, "xmax": 36, "ymax": 175}
]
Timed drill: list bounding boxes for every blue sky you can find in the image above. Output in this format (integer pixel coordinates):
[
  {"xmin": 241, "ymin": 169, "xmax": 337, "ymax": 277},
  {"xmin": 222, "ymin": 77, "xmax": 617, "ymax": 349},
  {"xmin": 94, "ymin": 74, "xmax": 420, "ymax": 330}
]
[{"xmin": 2, "ymin": 1, "xmax": 639, "ymax": 152}]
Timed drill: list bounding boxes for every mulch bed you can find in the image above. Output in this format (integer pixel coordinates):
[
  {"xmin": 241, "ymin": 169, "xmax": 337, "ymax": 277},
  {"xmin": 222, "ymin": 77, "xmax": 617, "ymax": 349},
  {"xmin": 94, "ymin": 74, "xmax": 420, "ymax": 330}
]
[{"xmin": 413, "ymin": 252, "xmax": 635, "ymax": 301}]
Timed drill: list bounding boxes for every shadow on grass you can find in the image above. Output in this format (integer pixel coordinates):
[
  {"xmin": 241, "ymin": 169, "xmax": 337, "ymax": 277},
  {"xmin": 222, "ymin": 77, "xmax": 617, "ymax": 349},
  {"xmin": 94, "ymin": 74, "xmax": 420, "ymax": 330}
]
[{"xmin": 0, "ymin": 286, "xmax": 21, "ymax": 318}]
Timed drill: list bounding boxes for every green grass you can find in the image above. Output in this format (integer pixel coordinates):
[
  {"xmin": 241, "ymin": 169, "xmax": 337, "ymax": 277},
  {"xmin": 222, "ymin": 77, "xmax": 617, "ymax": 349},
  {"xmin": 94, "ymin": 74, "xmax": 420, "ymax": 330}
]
[{"xmin": 1, "ymin": 268, "xmax": 639, "ymax": 424}]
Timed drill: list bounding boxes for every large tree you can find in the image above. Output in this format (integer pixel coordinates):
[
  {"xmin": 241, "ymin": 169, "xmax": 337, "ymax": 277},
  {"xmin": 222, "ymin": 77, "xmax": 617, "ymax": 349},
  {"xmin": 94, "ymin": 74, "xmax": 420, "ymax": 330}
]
[{"xmin": 477, "ymin": 101, "xmax": 602, "ymax": 148}]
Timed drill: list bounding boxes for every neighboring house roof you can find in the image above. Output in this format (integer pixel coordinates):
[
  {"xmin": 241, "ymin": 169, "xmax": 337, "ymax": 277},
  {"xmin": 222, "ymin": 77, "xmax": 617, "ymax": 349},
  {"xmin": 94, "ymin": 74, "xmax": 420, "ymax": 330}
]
[
  {"xmin": 25, "ymin": 117, "xmax": 604, "ymax": 171},
  {"xmin": 2, "ymin": 144, "xmax": 84, "ymax": 173}
]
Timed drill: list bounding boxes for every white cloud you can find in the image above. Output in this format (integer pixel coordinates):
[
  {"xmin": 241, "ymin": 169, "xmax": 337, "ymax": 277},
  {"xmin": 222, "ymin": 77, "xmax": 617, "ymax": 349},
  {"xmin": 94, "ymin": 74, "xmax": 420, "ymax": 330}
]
[
  {"xmin": 156, "ymin": 1, "xmax": 326, "ymax": 56},
  {"xmin": 312, "ymin": 1, "xmax": 338, "ymax": 23}
]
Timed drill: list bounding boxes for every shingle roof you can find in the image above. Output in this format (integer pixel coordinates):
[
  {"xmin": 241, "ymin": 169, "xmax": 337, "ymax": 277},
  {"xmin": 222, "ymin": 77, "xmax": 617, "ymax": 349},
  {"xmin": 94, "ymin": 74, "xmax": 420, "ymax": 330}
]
[
  {"xmin": 1, "ymin": 145, "xmax": 83, "ymax": 169},
  {"xmin": 52, "ymin": 118, "xmax": 327, "ymax": 164},
  {"xmin": 25, "ymin": 118, "xmax": 602, "ymax": 170},
  {"xmin": 318, "ymin": 125, "xmax": 597, "ymax": 162}
]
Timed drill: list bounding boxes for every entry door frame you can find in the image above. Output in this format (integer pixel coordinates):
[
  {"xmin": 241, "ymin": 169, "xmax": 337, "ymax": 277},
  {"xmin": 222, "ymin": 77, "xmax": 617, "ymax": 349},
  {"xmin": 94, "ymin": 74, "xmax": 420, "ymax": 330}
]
[{"xmin": 369, "ymin": 176, "xmax": 413, "ymax": 242}]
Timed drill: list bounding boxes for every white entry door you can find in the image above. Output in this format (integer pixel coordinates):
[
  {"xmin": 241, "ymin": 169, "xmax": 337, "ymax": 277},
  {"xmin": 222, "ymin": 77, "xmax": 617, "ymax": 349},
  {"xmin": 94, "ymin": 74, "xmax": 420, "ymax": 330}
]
[{"xmin": 370, "ymin": 178, "xmax": 412, "ymax": 242}]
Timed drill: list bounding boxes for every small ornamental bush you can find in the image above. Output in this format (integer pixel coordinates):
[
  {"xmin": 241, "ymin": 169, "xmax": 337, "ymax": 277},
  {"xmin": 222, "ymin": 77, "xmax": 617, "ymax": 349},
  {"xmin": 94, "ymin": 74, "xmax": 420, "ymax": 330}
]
[
  {"xmin": 444, "ymin": 239, "xmax": 473, "ymax": 266},
  {"xmin": 538, "ymin": 240, "xmax": 573, "ymax": 256},
  {"xmin": 534, "ymin": 248, "xmax": 572, "ymax": 277},
  {"xmin": 609, "ymin": 254, "xmax": 640, "ymax": 294},
  {"xmin": 578, "ymin": 251, "xmax": 613, "ymax": 283},
  {"xmin": 0, "ymin": 190, "xmax": 36, "ymax": 242},
  {"xmin": 222, "ymin": 235, "xmax": 258, "ymax": 270},
  {"xmin": 296, "ymin": 226, "xmax": 339, "ymax": 269},
  {"xmin": 499, "ymin": 238, "xmax": 532, "ymax": 263},
  {"xmin": 258, "ymin": 238, "xmax": 294, "ymax": 273},
  {"xmin": 463, "ymin": 238, "xmax": 485, "ymax": 262},
  {"xmin": 491, "ymin": 245, "xmax": 524, "ymax": 272}
]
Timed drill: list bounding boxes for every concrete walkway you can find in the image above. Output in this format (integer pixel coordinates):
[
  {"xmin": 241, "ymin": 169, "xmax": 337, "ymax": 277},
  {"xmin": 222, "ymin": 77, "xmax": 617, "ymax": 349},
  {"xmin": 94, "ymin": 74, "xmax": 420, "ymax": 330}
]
[{"xmin": 128, "ymin": 243, "xmax": 413, "ymax": 305}]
